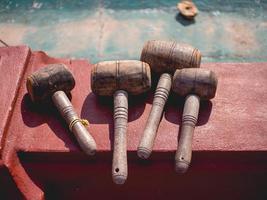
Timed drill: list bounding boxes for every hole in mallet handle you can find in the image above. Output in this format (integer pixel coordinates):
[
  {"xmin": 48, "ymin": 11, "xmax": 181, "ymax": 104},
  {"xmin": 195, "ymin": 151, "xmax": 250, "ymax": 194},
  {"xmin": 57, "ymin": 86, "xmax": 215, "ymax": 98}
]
[
  {"xmin": 175, "ymin": 94, "xmax": 200, "ymax": 173},
  {"xmin": 112, "ymin": 90, "xmax": 128, "ymax": 185}
]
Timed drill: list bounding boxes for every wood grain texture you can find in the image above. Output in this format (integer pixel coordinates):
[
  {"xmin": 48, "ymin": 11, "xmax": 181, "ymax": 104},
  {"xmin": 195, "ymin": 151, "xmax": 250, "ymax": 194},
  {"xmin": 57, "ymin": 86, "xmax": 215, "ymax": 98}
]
[
  {"xmin": 175, "ymin": 94, "xmax": 200, "ymax": 173},
  {"xmin": 52, "ymin": 91, "xmax": 96, "ymax": 156},
  {"xmin": 138, "ymin": 40, "xmax": 201, "ymax": 159},
  {"xmin": 172, "ymin": 68, "xmax": 218, "ymax": 99},
  {"xmin": 138, "ymin": 73, "xmax": 172, "ymax": 159},
  {"xmin": 92, "ymin": 60, "xmax": 151, "ymax": 184},
  {"xmin": 173, "ymin": 68, "xmax": 218, "ymax": 173},
  {"xmin": 26, "ymin": 64, "xmax": 96, "ymax": 156},
  {"xmin": 140, "ymin": 40, "xmax": 201, "ymax": 74},
  {"xmin": 26, "ymin": 64, "xmax": 75, "ymax": 102},
  {"xmin": 112, "ymin": 90, "xmax": 128, "ymax": 184},
  {"xmin": 1, "ymin": 46, "xmax": 266, "ymax": 199},
  {"xmin": 91, "ymin": 60, "xmax": 151, "ymax": 96}
]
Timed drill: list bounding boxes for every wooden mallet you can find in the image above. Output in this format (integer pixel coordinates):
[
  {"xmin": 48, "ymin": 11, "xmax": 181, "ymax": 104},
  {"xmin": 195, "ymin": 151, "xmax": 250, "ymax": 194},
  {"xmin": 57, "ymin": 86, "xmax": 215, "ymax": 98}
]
[
  {"xmin": 26, "ymin": 64, "xmax": 97, "ymax": 156},
  {"xmin": 138, "ymin": 40, "xmax": 201, "ymax": 159},
  {"xmin": 172, "ymin": 68, "xmax": 218, "ymax": 173},
  {"xmin": 91, "ymin": 60, "xmax": 151, "ymax": 184}
]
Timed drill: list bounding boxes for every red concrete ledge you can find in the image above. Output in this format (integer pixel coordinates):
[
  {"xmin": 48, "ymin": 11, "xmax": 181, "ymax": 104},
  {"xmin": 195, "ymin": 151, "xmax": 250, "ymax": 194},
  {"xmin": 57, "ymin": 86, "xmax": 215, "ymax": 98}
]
[
  {"xmin": 0, "ymin": 160, "xmax": 23, "ymax": 199},
  {"xmin": 0, "ymin": 46, "xmax": 267, "ymax": 199},
  {"xmin": 0, "ymin": 46, "xmax": 31, "ymax": 152}
]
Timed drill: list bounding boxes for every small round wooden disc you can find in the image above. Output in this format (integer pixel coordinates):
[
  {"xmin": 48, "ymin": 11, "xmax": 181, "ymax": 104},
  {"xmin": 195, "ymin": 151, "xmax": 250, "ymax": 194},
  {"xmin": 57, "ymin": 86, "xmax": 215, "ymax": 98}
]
[{"xmin": 177, "ymin": 1, "xmax": 198, "ymax": 19}]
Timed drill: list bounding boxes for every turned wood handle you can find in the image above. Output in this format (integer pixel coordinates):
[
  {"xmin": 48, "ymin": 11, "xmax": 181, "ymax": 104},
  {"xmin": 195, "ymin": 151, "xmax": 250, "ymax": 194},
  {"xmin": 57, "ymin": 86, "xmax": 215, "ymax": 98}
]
[
  {"xmin": 137, "ymin": 73, "xmax": 172, "ymax": 159},
  {"xmin": 52, "ymin": 91, "xmax": 97, "ymax": 156},
  {"xmin": 175, "ymin": 94, "xmax": 200, "ymax": 173},
  {"xmin": 112, "ymin": 90, "xmax": 128, "ymax": 184}
]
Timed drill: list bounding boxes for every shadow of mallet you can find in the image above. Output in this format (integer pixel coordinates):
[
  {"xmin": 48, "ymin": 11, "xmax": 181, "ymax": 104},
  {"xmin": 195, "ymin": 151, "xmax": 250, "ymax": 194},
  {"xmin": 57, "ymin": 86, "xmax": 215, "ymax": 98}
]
[
  {"xmin": 91, "ymin": 60, "xmax": 151, "ymax": 184},
  {"xmin": 172, "ymin": 68, "xmax": 218, "ymax": 173},
  {"xmin": 26, "ymin": 64, "xmax": 97, "ymax": 155},
  {"xmin": 138, "ymin": 40, "xmax": 201, "ymax": 159}
]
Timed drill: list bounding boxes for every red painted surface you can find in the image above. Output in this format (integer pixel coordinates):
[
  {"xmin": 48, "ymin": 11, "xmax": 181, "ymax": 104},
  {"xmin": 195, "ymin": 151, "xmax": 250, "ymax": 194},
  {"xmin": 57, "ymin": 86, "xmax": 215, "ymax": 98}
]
[
  {"xmin": 0, "ymin": 46, "xmax": 30, "ymax": 151},
  {"xmin": 0, "ymin": 46, "xmax": 267, "ymax": 199},
  {"xmin": 0, "ymin": 160, "xmax": 23, "ymax": 199}
]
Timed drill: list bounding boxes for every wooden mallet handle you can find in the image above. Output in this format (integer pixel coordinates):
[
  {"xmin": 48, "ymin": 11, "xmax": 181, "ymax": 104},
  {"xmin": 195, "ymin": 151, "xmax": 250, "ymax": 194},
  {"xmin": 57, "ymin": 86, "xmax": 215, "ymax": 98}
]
[
  {"xmin": 175, "ymin": 94, "xmax": 200, "ymax": 173},
  {"xmin": 52, "ymin": 91, "xmax": 97, "ymax": 156},
  {"xmin": 137, "ymin": 73, "xmax": 172, "ymax": 159},
  {"xmin": 112, "ymin": 90, "xmax": 128, "ymax": 184}
]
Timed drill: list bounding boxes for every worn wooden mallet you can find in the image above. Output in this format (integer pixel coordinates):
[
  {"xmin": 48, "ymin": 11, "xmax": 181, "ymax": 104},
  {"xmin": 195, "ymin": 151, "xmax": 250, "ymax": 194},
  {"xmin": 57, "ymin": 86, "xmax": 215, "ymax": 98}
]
[
  {"xmin": 26, "ymin": 64, "xmax": 97, "ymax": 156},
  {"xmin": 138, "ymin": 40, "xmax": 201, "ymax": 159},
  {"xmin": 172, "ymin": 68, "xmax": 218, "ymax": 173},
  {"xmin": 91, "ymin": 60, "xmax": 151, "ymax": 184}
]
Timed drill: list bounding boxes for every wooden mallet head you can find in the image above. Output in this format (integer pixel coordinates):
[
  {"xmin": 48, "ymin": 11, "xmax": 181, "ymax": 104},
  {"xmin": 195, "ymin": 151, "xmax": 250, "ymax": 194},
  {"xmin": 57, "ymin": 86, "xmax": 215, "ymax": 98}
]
[
  {"xmin": 26, "ymin": 64, "xmax": 97, "ymax": 156},
  {"xmin": 172, "ymin": 68, "xmax": 217, "ymax": 99},
  {"xmin": 172, "ymin": 68, "xmax": 218, "ymax": 173},
  {"xmin": 91, "ymin": 60, "xmax": 151, "ymax": 96},
  {"xmin": 140, "ymin": 40, "xmax": 201, "ymax": 74},
  {"xmin": 27, "ymin": 64, "xmax": 75, "ymax": 103},
  {"xmin": 138, "ymin": 40, "xmax": 201, "ymax": 159},
  {"xmin": 91, "ymin": 60, "xmax": 151, "ymax": 184}
]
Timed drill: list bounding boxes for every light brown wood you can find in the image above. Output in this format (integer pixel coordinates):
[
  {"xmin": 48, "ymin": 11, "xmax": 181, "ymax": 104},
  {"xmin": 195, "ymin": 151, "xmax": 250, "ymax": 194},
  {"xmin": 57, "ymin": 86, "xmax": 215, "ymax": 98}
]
[
  {"xmin": 52, "ymin": 91, "xmax": 97, "ymax": 155},
  {"xmin": 175, "ymin": 94, "xmax": 199, "ymax": 173},
  {"xmin": 140, "ymin": 40, "xmax": 201, "ymax": 74},
  {"xmin": 138, "ymin": 40, "xmax": 201, "ymax": 159},
  {"xmin": 112, "ymin": 90, "xmax": 128, "ymax": 184},
  {"xmin": 172, "ymin": 68, "xmax": 217, "ymax": 99},
  {"xmin": 172, "ymin": 68, "xmax": 218, "ymax": 173},
  {"xmin": 91, "ymin": 60, "xmax": 151, "ymax": 184},
  {"xmin": 91, "ymin": 60, "xmax": 151, "ymax": 96},
  {"xmin": 26, "ymin": 64, "xmax": 75, "ymax": 103},
  {"xmin": 137, "ymin": 73, "xmax": 172, "ymax": 159},
  {"xmin": 26, "ymin": 64, "xmax": 97, "ymax": 156}
]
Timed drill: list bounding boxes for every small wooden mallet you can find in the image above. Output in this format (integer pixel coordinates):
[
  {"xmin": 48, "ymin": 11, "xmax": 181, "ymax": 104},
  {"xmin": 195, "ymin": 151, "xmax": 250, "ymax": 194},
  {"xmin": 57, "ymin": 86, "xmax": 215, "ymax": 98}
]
[
  {"xmin": 138, "ymin": 40, "xmax": 201, "ymax": 159},
  {"xmin": 26, "ymin": 64, "xmax": 97, "ymax": 156},
  {"xmin": 172, "ymin": 68, "xmax": 218, "ymax": 173},
  {"xmin": 91, "ymin": 60, "xmax": 151, "ymax": 184}
]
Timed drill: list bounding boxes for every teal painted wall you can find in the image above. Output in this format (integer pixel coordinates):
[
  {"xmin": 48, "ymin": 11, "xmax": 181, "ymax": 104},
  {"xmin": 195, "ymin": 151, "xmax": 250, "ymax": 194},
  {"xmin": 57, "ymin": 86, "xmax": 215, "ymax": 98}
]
[{"xmin": 0, "ymin": 0, "xmax": 266, "ymax": 63}]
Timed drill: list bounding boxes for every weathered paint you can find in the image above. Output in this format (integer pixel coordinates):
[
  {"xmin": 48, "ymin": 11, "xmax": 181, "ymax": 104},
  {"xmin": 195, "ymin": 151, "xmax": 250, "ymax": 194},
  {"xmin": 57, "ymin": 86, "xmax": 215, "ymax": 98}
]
[{"xmin": 0, "ymin": 0, "xmax": 266, "ymax": 63}]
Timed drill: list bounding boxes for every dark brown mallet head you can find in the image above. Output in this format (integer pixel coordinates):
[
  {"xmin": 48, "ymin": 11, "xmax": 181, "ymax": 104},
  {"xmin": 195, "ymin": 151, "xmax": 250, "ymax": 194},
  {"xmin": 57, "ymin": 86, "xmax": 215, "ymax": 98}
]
[
  {"xmin": 172, "ymin": 68, "xmax": 218, "ymax": 173},
  {"xmin": 140, "ymin": 40, "xmax": 201, "ymax": 74},
  {"xmin": 91, "ymin": 60, "xmax": 151, "ymax": 96},
  {"xmin": 26, "ymin": 63, "xmax": 75, "ymax": 102},
  {"xmin": 172, "ymin": 68, "xmax": 218, "ymax": 99},
  {"xmin": 26, "ymin": 64, "xmax": 97, "ymax": 156}
]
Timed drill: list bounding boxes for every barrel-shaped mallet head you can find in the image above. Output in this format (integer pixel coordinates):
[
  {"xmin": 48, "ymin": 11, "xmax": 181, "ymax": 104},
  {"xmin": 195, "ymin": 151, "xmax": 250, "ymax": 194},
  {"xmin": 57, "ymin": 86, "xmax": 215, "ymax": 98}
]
[
  {"xmin": 172, "ymin": 68, "xmax": 218, "ymax": 173},
  {"xmin": 27, "ymin": 64, "xmax": 75, "ymax": 103},
  {"xmin": 141, "ymin": 40, "xmax": 201, "ymax": 74},
  {"xmin": 91, "ymin": 60, "xmax": 151, "ymax": 184},
  {"xmin": 137, "ymin": 40, "xmax": 201, "ymax": 159},
  {"xmin": 172, "ymin": 68, "xmax": 217, "ymax": 99},
  {"xmin": 91, "ymin": 60, "xmax": 151, "ymax": 96},
  {"xmin": 26, "ymin": 64, "xmax": 97, "ymax": 156}
]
